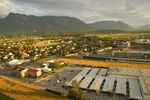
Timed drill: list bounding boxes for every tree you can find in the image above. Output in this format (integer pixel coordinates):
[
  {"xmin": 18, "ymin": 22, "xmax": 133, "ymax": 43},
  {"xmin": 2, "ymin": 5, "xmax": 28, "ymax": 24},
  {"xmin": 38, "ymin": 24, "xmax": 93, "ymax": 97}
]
[
  {"xmin": 69, "ymin": 80, "xmax": 87, "ymax": 100},
  {"xmin": 53, "ymin": 62, "xmax": 64, "ymax": 69}
]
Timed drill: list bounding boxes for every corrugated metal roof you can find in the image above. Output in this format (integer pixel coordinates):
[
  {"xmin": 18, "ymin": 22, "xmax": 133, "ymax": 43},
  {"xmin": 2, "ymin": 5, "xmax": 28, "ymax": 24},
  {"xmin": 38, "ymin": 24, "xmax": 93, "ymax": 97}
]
[
  {"xmin": 115, "ymin": 77, "xmax": 127, "ymax": 95},
  {"xmin": 128, "ymin": 78, "xmax": 143, "ymax": 100},
  {"xmin": 80, "ymin": 68, "xmax": 100, "ymax": 89},
  {"xmin": 98, "ymin": 69, "xmax": 108, "ymax": 76},
  {"xmin": 102, "ymin": 76, "xmax": 116, "ymax": 93},
  {"xmin": 89, "ymin": 76, "xmax": 105, "ymax": 91},
  {"xmin": 66, "ymin": 68, "xmax": 91, "ymax": 86}
]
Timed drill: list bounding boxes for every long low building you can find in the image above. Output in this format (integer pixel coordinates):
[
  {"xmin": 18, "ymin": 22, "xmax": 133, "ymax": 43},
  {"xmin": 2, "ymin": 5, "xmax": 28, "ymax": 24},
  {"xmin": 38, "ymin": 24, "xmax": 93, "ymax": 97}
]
[
  {"xmin": 83, "ymin": 55, "xmax": 150, "ymax": 63},
  {"xmin": 80, "ymin": 68, "xmax": 100, "ymax": 89},
  {"xmin": 66, "ymin": 67, "xmax": 91, "ymax": 86},
  {"xmin": 66, "ymin": 68, "xmax": 143, "ymax": 100}
]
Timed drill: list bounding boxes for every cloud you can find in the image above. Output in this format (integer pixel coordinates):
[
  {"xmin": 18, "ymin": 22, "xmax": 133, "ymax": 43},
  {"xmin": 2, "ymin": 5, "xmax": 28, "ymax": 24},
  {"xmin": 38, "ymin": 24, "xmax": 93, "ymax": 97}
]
[
  {"xmin": 0, "ymin": 0, "xmax": 24, "ymax": 18},
  {"xmin": 0, "ymin": 0, "xmax": 150, "ymax": 25},
  {"xmin": 0, "ymin": 0, "xmax": 10, "ymax": 17},
  {"xmin": 0, "ymin": 0, "xmax": 5, "ymax": 3}
]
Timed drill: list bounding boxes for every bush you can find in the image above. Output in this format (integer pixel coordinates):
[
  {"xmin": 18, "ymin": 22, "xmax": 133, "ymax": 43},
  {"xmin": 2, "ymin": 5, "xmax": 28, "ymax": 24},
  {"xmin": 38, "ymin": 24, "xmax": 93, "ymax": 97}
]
[{"xmin": 69, "ymin": 80, "xmax": 87, "ymax": 100}]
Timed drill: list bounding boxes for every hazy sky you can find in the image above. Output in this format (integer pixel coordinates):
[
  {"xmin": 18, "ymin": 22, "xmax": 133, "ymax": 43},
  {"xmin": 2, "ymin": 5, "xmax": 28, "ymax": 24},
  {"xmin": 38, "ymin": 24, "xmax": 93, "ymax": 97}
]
[{"xmin": 0, "ymin": 0, "xmax": 150, "ymax": 25}]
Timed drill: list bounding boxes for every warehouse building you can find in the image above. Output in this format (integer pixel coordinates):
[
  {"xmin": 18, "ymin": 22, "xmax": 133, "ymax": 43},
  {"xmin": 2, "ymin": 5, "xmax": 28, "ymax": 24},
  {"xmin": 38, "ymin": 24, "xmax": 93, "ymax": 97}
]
[
  {"xmin": 66, "ymin": 68, "xmax": 144, "ymax": 100},
  {"xmin": 112, "ymin": 51, "xmax": 127, "ymax": 58},
  {"xmin": 112, "ymin": 50, "xmax": 150, "ymax": 59}
]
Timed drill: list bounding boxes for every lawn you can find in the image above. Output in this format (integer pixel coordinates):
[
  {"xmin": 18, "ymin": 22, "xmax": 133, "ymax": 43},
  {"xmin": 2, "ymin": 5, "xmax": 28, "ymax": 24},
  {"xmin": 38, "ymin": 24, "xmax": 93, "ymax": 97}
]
[{"xmin": 0, "ymin": 75, "xmax": 68, "ymax": 100}]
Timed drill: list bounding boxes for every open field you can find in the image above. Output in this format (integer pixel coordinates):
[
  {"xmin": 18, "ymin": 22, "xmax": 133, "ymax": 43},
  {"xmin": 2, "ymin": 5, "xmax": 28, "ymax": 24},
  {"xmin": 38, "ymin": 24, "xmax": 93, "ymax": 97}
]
[
  {"xmin": 55, "ymin": 58, "xmax": 150, "ymax": 69},
  {"xmin": 33, "ymin": 42, "xmax": 60, "ymax": 47},
  {"xmin": 0, "ymin": 75, "xmax": 68, "ymax": 100},
  {"xmin": 84, "ymin": 33, "xmax": 150, "ymax": 39}
]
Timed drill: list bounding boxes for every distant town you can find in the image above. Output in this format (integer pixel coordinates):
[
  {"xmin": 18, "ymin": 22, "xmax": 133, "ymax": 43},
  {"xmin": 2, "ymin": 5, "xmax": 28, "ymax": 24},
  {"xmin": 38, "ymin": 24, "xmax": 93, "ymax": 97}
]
[{"xmin": 0, "ymin": 33, "xmax": 150, "ymax": 100}]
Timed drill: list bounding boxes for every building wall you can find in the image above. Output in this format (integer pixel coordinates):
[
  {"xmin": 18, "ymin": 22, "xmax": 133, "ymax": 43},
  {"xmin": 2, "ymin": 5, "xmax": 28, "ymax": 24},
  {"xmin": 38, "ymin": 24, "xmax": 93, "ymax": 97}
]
[
  {"xmin": 20, "ymin": 69, "xmax": 28, "ymax": 77},
  {"xmin": 113, "ymin": 51, "xmax": 127, "ymax": 58},
  {"xmin": 128, "ymin": 53, "xmax": 142, "ymax": 59},
  {"xmin": 36, "ymin": 70, "xmax": 42, "ymax": 77}
]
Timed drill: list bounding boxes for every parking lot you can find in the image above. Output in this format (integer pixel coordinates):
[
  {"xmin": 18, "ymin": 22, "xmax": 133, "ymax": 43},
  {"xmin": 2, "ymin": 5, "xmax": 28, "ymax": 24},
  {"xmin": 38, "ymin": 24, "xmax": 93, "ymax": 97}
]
[{"xmin": 33, "ymin": 65, "xmax": 82, "ymax": 94}]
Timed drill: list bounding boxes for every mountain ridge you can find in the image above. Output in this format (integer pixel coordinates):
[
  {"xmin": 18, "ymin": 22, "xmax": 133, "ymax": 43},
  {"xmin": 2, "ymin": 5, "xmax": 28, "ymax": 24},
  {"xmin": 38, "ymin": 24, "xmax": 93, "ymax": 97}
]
[
  {"xmin": 137, "ymin": 24, "xmax": 150, "ymax": 31},
  {"xmin": 89, "ymin": 20, "xmax": 133, "ymax": 31},
  {"xmin": 0, "ymin": 13, "xmax": 149, "ymax": 33}
]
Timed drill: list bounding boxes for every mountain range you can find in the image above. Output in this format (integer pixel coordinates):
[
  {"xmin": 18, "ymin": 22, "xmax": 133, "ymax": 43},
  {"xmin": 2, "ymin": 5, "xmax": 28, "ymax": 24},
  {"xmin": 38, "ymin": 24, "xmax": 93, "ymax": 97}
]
[{"xmin": 0, "ymin": 13, "xmax": 150, "ymax": 33}]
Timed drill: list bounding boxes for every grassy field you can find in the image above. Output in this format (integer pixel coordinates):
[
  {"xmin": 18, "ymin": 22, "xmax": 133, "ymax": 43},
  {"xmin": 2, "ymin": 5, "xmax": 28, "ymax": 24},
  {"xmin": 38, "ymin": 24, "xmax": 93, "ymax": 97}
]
[
  {"xmin": 0, "ymin": 75, "xmax": 68, "ymax": 100},
  {"xmin": 0, "ymin": 93, "xmax": 13, "ymax": 100},
  {"xmin": 84, "ymin": 33, "xmax": 150, "ymax": 39},
  {"xmin": 55, "ymin": 58, "xmax": 150, "ymax": 69}
]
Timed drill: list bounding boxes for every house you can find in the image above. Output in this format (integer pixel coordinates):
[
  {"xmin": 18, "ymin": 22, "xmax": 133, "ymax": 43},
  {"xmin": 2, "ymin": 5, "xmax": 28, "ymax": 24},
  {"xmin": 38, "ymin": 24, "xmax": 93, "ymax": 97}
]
[
  {"xmin": 47, "ymin": 60, "xmax": 55, "ymax": 63},
  {"xmin": 9, "ymin": 59, "xmax": 20, "ymax": 66},
  {"xmin": 42, "ymin": 60, "xmax": 55, "ymax": 70},
  {"xmin": 12, "ymin": 67, "xmax": 42, "ymax": 78},
  {"xmin": 44, "ymin": 60, "xmax": 55, "ymax": 67},
  {"xmin": 114, "ymin": 41, "xmax": 130, "ymax": 48},
  {"xmin": 26, "ymin": 68, "xmax": 42, "ymax": 78},
  {"xmin": 8, "ymin": 59, "xmax": 30, "ymax": 66},
  {"xmin": 97, "ymin": 47, "xmax": 112, "ymax": 53},
  {"xmin": 42, "ymin": 66, "xmax": 52, "ymax": 72},
  {"xmin": 42, "ymin": 60, "xmax": 65, "ymax": 70},
  {"xmin": 42, "ymin": 63, "xmax": 52, "ymax": 72},
  {"xmin": 11, "ymin": 67, "xmax": 27, "ymax": 77}
]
